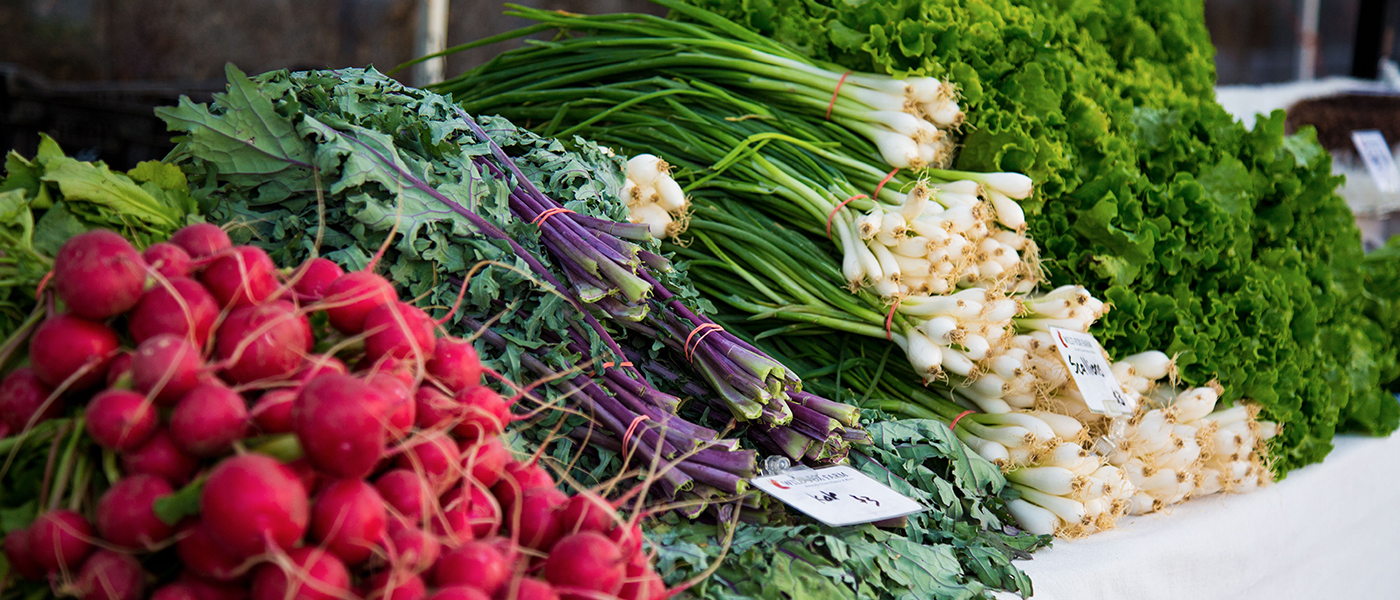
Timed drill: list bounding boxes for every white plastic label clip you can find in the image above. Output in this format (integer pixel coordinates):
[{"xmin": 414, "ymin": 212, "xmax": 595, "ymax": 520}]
[
  {"xmin": 1049, "ymin": 327, "xmax": 1135, "ymax": 416},
  {"xmin": 750, "ymin": 464, "xmax": 924, "ymax": 527}
]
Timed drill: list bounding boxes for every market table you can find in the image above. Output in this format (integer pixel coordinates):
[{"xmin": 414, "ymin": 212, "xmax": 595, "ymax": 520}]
[{"xmin": 994, "ymin": 431, "xmax": 1400, "ymax": 600}]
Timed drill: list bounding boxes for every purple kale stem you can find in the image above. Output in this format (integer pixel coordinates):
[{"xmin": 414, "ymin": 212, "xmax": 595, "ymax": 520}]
[
  {"xmin": 565, "ymin": 428, "xmax": 692, "ymax": 497},
  {"xmin": 788, "ymin": 400, "xmax": 839, "ymax": 436},
  {"xmin": 689, "ymin": 446, "xmax": 759, "ymax": 476},
  {"xmin": 673, "ymin": 460, "xmax": 745, "ymax": 494},
  {"xmin": 637, "ymin": 249, "xmax": 672, "ymax": 272},
  {"xmin": 601, "ymin": 368, "xmax": 683, "ymax": 415},
  {"xmin": 335, "ymin": 130, "xmax": 632, "ymax": 366},
  {"xmin": 790, "ymin": 390, "xmax": 861, "ymax": 428}
]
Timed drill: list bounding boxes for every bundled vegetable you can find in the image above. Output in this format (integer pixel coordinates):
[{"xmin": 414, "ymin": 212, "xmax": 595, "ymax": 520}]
[
  {"xmin": 1, "ymin": 223, "xmax": 676, "ymax": 600},
  {"xmin": 681, "ymin": 0, "xmax": 1400, "ymax": 474}
]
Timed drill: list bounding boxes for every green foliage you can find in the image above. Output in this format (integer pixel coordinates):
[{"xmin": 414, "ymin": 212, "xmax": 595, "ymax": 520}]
[
  {"xmin": 681, "ymin": 0, "xmax": 1399, "ymax": 473},
  {"xmin": 651, "ymin": 418, "xmax": 1045, "ymax": 600}
]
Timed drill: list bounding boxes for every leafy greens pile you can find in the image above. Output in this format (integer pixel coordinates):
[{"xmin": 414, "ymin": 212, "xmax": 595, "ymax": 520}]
[{"xmin": 682, "ymin": 0, "xmax": 1400, "ymax": 472}]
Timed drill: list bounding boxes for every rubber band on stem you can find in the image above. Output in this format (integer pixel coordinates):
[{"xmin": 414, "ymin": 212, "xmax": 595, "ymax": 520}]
[
  {"xmin": 683, "ymin": 323, "xmax": 724, "ymax": 362},
  {"xmin": 531, "ymin": 207, "xmax": 573, "ymax": 226},
  {"xmin": 825, "ymin": 71, "xmax": 853, "ymax": 121},
  {"xmin": 825, "ymin": 194, "xmax": 868, "ymax": 239},
  {"xmin": 590, "ymin": 360, "xmax": 634, "ymax": 377},
  {"xmin": 949, "ymin": 410, "xmax": 975, "ymax": 430},
  {"xmin": 874, "ymin": 168, "xmax": 900, "ymax": 201},
  {"xmin": 622, "ymin": 415, "xmax": 651, "ymax": 453},
  {"xmin": 884, "ymin": 296, "xmax": 901, "ymax": 341}
]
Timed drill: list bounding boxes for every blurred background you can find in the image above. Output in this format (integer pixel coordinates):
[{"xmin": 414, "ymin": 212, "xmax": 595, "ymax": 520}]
[{"xmin": 5, "ymin": 0, "xmax": 1400, "ymax": 243}]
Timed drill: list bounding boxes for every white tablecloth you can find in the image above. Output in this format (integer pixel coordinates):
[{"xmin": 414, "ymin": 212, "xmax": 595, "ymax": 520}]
[{"xmin": 995, "ymin": 432, "xmax": 1400, "ymax": 600}]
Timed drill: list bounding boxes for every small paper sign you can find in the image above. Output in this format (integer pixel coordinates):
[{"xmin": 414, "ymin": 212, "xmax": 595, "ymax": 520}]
[
  {"xmin": 1351, "ymin": 130, "xmax": 1400, "ymax": 194},
  {"xmin": 750, "ymin": 465, "xmax": 924, "ymax": 527},
  {"xmin": 1048, "ymin": 327, "xmax": 1134, "ymax": 416}
]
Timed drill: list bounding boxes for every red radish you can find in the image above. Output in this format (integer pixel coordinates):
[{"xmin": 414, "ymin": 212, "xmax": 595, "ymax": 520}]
[
  {"xmin": 492, "ymin": 462, "xmax": 554, "ymax": 514},
  {"xmin": 462, "ymin": 437, "xmax": 510, "ymax": 489},
  {"xmin": 86, "ymin": 389, "xmax": 158, "ymax": 451},
  {"xmin": 144, "ymin": 242, "xmax": 194, "ymax": 278},
  {"xmin": 128, "ymin": 277, "xmax": 220, "ymax": 346},
  {"xmin": 323, "ymin": 271, "xmax": 397, "ymax": 333},
  {"xmin": 544, "ymin": 532, "xmax": 627, "ymax": 597},
  {"xmin": 169, "ymin": 223, "xmax": 232, "ymax": 258},
  {"xmin": 169, "ymin": 382, "xmax": 249, "ymax": 457},
  {"xmin": 149, "ymin": 583, "xmax": 201, "ymax": 600},
  {"xmin": 433, "ymin": 540, "xmax": 511, "ymax": 596},
  {"xmin": 465, "ymin": 483, "xmax": 503, "ymax": 539},
  {"xmin": 293, "ymin": 355, "xmax": 348, "ymax": 384},
  {"xmin": 365, "ymin": 571, "xmax": 427, "ymax": 600},
  {"xmin": 500, "ymin": 578, "xmax": 561, "ymax": 600},
  {"xmin": 367, "ymin": 373, "xmax": 415, "ymax": 440},
  {"xmin": 250, "ymin": 389, "xmax": 297, "ymax": 434},
  {"xmin": 249, "ymin": 547, "xmax": 351, "ymax": 600},
  {"xmin": 2, "ymin": 526, "xmax": 44, "ymax": 580},
  {"xmin": 286, "ymin": 457, "xmax": 322, "ymax": 497},
  {"xmin": 96, "ymin": 474, "xmax": 175, "ymax": 549},
  {"xmin": 29, "ymin": 314, "xmax": 119, "ymax": 389},
  {"xmin": 30, "ymin": 509, "xmax": 95, "ymax": 572},
  {"xmin": 454, "ymin": 386, "xmax": 510, "ymax": 442},
  {"xmin": 133, "ymin": 334, "xmax": 204, "ymax": 406},
  {"xmin": 363, "ymin": 301, "xmax": 437, "ymax": 362},
  {"xmin": 310, "ymin": 479, "xmax": 388, "ymax": 566},
  {"xmin": 511, "ymin": 487, "xmax": 567, "ymax": 551},
  {"xmin": 397, "ymin": 432, "xmax": 462, "ymax": 492},
  {"xmin": 431, "ymin": 486, "xmax": 475, "ymax": 543},
  {"xmin": 363, "ymin": 356, "xmax": 419, "ymax": 388},
  {"xmin": 608, "ymin": 523, "xmax": 644, "ymax": 560},
  {"xmin": 376, "ymin": 469, "xmax": 431, "ymax": 520},
  {"xmin": 292, "ymin": 374, "xmax": 390, "ymax": 479},
  {"xmin": 175, "ymin": 574, "xmax": 249, "ymax": 600},
  {"xmin": 292, "ymin": 258, "xmax": 345, "ymax": 301},
  {"xmin": 121, "ymin": 429, "xmax": 199, "ymax": 485},
  {"xmin": 106, "ymin": 352, "xmax": 134, "ymax": 387},
  {"xmin": 0, "ymin": 367, "xmax": 61, "ymax": 432},
  {"xmin": 200, "ymin": 246, "xmax": 280, "ymax": 308},
  {"xmin": 618, "ymin": 564, "xmax": 666, "ymax": 600},
  {"xmin": 426, "ymin": 588, "xmax": 492, "ymax": 600},
  {"xmin": 176, "ymin": 522, "xmax": 247, "ymax": 582},
  {"xmin": 200, "ymin": 454, "xmax": 309, "ymax": 558},
  {"xmin": 52, "ymin": 229, "xmax": 147, "ymax": 320},
  {"xmin": 484, "ymin": 536, "xmax": 520, "ymax": 565},
  {"xmin": 215, "ymin": 302, "xmax": 313, "ymax": 384},
  {"xmin": 387, "ymin": 527, "xmax": 440, "ymax": 574},
  {"xmin": 75, "ymin": 549, "xmax": 146, "ymax": 600},
  {"xmin": 414, "ymin": 386, "xmax": 460, "ymax": 430},
  {"xmin": 559, "ymin": 492, "xmax": 616, "ymax": 535},
  {"xmin": 426, "ymin": 337, "xmax": 483, "ymax": 393}
]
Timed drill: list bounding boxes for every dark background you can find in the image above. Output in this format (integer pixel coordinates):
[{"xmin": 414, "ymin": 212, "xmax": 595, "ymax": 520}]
[{"xmin": 2, "ymin": 0, "xmax": 1399, "ymax": 168}]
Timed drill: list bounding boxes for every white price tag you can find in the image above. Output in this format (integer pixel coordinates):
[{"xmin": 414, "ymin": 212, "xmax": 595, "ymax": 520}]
[
  {"xmin": 1351, "ymin": 130, "xmax": 1400, "ymax": 194},
  {"xmin": 1048, "ymin": 327, "xmax": 1134, "ymax": 416},
  {"xmin": 750, "ymin": 465, "xmax": 924, "ymax": 527}
]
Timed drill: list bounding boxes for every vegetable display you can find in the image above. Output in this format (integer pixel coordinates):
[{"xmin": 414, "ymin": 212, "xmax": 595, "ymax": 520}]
[
  {"xmin": 676, "ymin": 0, "xmax": 1399, "ymax": 473},
  {"xmin": 1, "ymin": 217, "xmax": 677, "ymax": 600}
]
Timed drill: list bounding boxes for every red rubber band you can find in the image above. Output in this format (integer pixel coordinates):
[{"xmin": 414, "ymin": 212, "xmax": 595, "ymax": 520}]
[
  {"xmin": 825, "ymin": 194, "xmax": 868, "ymax": 239},
  {"xmin": 684, "ymin": 323, "xmax": 723, "ymax": 362},
  {"xmin": 34, "ymin": 270, "xmax": 54, "ymax": 300},
  {"xmin": 884, "ymin": 296, "xmax": 901, "ymax": 341},
  {"xmin": 531, "ymin": 207, "xmax": 573, "ymax": 226},
  {"xmin": 825, "ymin": 71, "xmax": 853, "ymax": 121},
  {"xmin": 873, "ymin": 168, "xmax": 900, "ymax": 201},
  {"xmin": 949, "ymin": 409, "xmax": 975, "ymax": 430},
  {"xmin": 622, "ymin": 414, "xmax": 651, "ymax": 452}
]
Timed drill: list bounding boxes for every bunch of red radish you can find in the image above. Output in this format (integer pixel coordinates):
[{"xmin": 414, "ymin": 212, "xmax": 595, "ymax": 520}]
[{"xmin": 0, "ymin": 225, "xmax": 670, "ymax": 600}]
